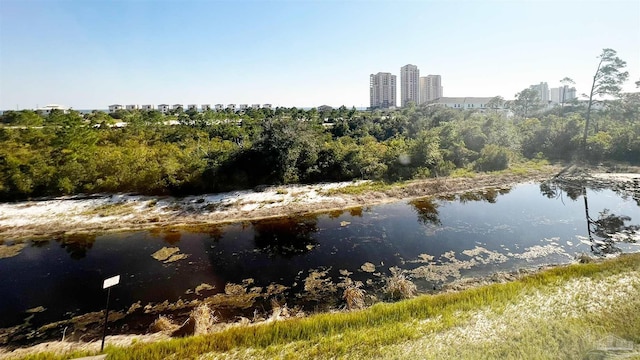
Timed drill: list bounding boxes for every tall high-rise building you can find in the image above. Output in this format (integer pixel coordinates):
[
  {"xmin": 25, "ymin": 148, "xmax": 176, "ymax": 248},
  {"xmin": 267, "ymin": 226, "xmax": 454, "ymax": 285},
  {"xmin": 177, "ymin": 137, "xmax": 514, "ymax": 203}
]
[
  {"xmin": 550, "ymin": 85, "xmax": 577, "ymax": 104},
  {"xmin": 369, "ymin": 72, "xmax": 397, "ymax": 109},
  {"xmin": 419, "ymin": 75, "xmax": 443, "ymax": 104},
  {"xmin": 401, "ymin": 64, "xmax": 420, "ymax": 107},
  {"xmin": 529, "ymin": 82, "xmax": 550, "ymax": 103}
]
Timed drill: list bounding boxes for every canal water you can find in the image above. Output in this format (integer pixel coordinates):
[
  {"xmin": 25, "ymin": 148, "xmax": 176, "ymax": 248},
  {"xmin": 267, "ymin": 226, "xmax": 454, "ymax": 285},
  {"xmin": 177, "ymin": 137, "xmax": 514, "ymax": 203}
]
[{"xmin": 1, "ymin": 181, "xmax": 638, "ymax": 345}]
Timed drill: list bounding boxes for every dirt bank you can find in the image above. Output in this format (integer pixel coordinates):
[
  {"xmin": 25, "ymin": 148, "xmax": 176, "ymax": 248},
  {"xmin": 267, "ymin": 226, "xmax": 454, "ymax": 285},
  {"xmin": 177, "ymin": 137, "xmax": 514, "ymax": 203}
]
[{"xmin": 0, "ymin": 166, "xmax": 566, "ymax": 242}]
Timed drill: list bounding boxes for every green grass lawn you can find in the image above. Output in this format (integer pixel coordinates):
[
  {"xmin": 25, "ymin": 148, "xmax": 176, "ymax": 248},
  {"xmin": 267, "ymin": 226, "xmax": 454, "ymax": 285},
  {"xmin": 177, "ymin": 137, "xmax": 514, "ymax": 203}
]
[{"xmin": 18, "ymin": 253, "xmax": 640, "ymax": 360}]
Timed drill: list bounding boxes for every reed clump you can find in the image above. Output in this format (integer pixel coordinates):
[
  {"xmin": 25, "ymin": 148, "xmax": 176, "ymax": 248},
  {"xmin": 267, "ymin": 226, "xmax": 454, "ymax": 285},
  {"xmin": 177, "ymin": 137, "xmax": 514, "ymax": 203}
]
[
  {"xmin": 384, "ymin": 267, "xmax": 418, "ymax": 300},
  {"xmin": 340, "ymin": 278, "xmax": 366, "ymax": 310},
  {"xmin": 190, "ymin": 304, "xmax": 218, "ymax": 335},
  {"xmin": 149, "ymin": 316, "xmax": 178, "ymax": 333}
]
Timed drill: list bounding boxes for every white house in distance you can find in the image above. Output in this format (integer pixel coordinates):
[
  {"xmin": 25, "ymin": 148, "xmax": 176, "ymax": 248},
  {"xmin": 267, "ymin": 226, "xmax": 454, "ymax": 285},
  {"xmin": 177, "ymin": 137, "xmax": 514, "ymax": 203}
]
[
  {"xmin": 172, "ymin": 104, "xmax": 183, "ymax": 111},
  {"xmin": 252, "ymin": 104, "xmax": 260, "ymax": 109},
  {"xmin": 108, "ymin": 104, "xmax": 123, "ymax": 113},
  {"xmin": 125, "ymin": 104, "xmax": 139, "ymax": 111},
  {"xmin": 158, "ymin": 104, "xmax": 170, "ymax": 113},
  {"xmin": 201, "ymin": 104, "xmax": 211, "ymax": 111},
  {"xmin": 239, "ymin": 104, "xmax": 249, "ymax": 111},
  {"xmin": 227, "ymin": 104, "xmax": 236, "ymax": 111},
  {"xmin": 36, "ymin": 104, "xmax": 69, "ymax": 114},
  {"xmin": 141, "ymin": 105, "xmax": 154, "ymax": 111},
  {"xmin": 215, "ymin": 104, "xmax": 224, "ymax": 111},
  {"xmin": 427, "ymin": 97, "xmax": 506, "ymax": 111},
  {"xmin": 187, "ymin": 104, "xmax": 198, "ymax": 111},
  {"xmin": 263, "ymin": 104, "xmax": 272, "ymax": 110}
]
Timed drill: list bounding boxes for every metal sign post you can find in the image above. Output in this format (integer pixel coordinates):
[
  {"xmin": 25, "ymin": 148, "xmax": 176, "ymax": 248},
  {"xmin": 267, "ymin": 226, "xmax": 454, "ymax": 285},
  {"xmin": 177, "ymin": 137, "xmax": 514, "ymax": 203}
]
[{"xmin": 101, "ymin": 275, "xmax": 120, "ymax": 352}]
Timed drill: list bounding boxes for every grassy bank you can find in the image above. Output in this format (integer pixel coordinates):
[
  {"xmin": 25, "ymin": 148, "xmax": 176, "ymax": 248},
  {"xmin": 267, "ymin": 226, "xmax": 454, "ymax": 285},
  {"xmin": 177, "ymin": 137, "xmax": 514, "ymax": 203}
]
[{"xmin": 15, "ymin": 253, "xmax": 640, "ymax": 360}]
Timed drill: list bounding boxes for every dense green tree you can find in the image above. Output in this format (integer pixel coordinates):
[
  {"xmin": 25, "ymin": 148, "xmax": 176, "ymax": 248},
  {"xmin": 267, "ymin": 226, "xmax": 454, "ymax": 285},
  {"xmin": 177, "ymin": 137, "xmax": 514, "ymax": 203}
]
[
  {"xmin": 509, "ymin": 88, "xmax": 543, "ymax": 119},
  {"xmin": 485, "ymin": 96, "xmax": 505, "ymax": 113},
  {"xmin": 475, "ymin": 145, "xmax": 510, "ymax": 171},
  {"xmin": 0, "ymin": 110, "xmax": 44, "ymax": 126}
]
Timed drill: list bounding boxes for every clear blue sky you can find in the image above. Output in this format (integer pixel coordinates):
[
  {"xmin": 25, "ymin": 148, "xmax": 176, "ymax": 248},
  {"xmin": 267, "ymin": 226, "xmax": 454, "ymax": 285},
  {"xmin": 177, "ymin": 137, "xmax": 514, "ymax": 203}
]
[{"xmin": 1, "ymin": 0, "xmax": 638, "ymax": 109}]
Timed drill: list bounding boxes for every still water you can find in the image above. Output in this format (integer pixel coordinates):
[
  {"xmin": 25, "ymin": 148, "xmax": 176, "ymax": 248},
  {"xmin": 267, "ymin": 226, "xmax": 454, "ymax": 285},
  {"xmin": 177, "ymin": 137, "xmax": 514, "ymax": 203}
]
[{"xmin": 1, "ymin": 181, "xmax": 638, "ymax": 344}]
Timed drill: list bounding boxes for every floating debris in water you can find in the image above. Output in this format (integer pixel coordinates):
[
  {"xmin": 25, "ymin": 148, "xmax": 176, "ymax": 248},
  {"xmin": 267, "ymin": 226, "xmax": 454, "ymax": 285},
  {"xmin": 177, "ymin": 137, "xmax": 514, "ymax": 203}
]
[
  {"xmin": 164, "ymin": 253, "xmax": 188, "ymax": 263},
  {"xmin": 265, "ymin": 283, "xmax": 289, "ymax": 296},
  {"xmin": 340, "ymin": 221, "xmax": 351, "ymax": 227},
  {"xmin": 151, "ymin": 247, "xmax": 189, "ymax": 263},
  {"xmin": 410, "ymin": 247, "xmax": 508, "ymax": 283},
  {"xmin": 127, "ymin": 301, "xmax": 142, "ymax": 314},
  {"xmin": 225, "ymin": 283, "xmax": 246, "ymax": 296},
  {"xmin": 25, "ymin": 306, "xmax": 46, "ymax": 314},
  {"xmin": 361, "ymin": 262, "xmax": 376, "ymax": 272},
  {"xmin": 509, "ymin": 244, "xmax": 569, "ymax": 261},
  {"xmin": 339, "ymin": 269, "xmax": 353, "ymax": 276},
  {"xmin": 151, "ymin": 247, "xmax": 179, "ymax": 261},
  {"xmin": 195, "ymin": 283, "xmax": 215, "ymax": 296},
  {"xmin": 461, "ymin": 246, "xmax": 509, "ymax": 264},
  {"xmin": 303, "ymin": 269, "xmax": 337, "ymax": 300}
]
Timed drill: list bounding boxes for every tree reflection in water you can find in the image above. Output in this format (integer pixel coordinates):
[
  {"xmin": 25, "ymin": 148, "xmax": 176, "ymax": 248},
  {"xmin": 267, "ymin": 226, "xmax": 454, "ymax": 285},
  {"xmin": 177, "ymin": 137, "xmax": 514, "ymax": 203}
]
[
  {"xmin": 252, "ymin": 215, "xmax": 319, "ymax": 258},
  {"xmin": 540, "ymin": 179, "xmax": 639, "ymax": 255},
  {"xmin": 409, "ymin": 198, "xmax": 441, "ymax": 226},
  {"xmin": 411, "ymin": 188, "xmax": 512, "ymax": 227},
  {"xmin": 55, "ymin": 234, "xmax": 97, "ymax": 260}
]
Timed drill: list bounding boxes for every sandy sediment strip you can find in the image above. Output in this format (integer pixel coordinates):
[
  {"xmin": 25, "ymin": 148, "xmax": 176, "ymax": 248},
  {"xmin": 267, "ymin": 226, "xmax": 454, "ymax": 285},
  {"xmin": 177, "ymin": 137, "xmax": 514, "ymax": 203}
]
[{"xmin": 0, "ymin": 166, "xmax": 577, "ymax": 242}]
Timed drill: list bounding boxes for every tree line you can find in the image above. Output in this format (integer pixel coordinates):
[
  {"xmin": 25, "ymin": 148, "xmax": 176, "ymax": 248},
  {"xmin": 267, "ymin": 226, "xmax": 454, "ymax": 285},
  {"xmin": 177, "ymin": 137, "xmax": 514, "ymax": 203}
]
[{"xmin": 0, "ymin": 49, "xmax": 638, "ymax": 201}]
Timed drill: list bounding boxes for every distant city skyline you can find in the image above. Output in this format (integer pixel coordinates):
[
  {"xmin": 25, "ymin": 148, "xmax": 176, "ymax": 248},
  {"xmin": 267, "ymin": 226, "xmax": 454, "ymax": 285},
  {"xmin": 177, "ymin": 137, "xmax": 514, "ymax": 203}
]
[{"xmin": 1, "ymin": 0, "xmax": 638, "ymax": 110}]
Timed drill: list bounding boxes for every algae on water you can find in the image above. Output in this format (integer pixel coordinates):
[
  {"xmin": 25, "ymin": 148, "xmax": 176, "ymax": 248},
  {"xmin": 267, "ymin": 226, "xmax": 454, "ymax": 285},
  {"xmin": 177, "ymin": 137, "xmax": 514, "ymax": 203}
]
[{"xmin": 151, "ymin": 247, "xmax": 188, "ymax": 263}]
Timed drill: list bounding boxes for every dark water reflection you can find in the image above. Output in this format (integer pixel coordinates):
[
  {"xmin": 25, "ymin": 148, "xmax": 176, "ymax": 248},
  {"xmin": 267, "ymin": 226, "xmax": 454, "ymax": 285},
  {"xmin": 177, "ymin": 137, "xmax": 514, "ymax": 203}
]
[
  {"xmin": 540, "ymin": 179, "xmax": 639, "ymax": 255},
  {"xmin": 1, "ymin": 182, "xmax": 639, "ymax": 345}
]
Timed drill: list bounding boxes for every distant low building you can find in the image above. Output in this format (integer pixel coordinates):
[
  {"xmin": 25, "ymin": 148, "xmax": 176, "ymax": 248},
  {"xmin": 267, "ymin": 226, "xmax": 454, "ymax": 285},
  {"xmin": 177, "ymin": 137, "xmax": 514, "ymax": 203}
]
[
  {"xmin": 37, "ymin": 104, "xmax": 69, "ymax": 114},
  {"xmin": 125, "ymin": 104, "xmax": 138, "ymax": 111},
  {"xmin": 251, "ymin": 104, "xmax": 260, "ymax": 109},
  {"xmin": 215, "ymin": 104, "xmax": 224, "ymax": 111},
  {"xmin": 227, "ymin": 104, "xmax": 236, "ymax": 111},
  {"xmin": 427, "ymin": 97, "xmax": 506, "ymax": 110},
  {"xmin": 239, "ymin": 104, "xmax": 249, "ymax": 110},
  {"xmin": 108, "ymin": 104, "xmax": 123, "ymax": 113},
  {"xmin": 263, "ymin": 104, "xmax": 272, "ymax": 109},
  {"xmin": 158, "ymin": 104, "xmax": 170, "ymax": 113},
  {"xmin": 141, "ymin": 105, "xmax": 154, "ymax": 111},
  {"xmin": 187, "ymin": 104, "xmax": 198, "ymax": 111},
  {"xmin": 201, "ymin": 104, "xmax": 211, "ymax": 111},
  {"xmin": 172, "ymin": 104, "xmax": 183, "ymax": 111}
]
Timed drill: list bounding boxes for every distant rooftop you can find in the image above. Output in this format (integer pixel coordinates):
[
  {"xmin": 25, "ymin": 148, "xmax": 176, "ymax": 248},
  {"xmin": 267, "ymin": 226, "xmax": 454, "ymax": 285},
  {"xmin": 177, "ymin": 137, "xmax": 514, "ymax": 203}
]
[{"xmin": 430, "ymin": 97, "xmax": 497, "ymax": 103}]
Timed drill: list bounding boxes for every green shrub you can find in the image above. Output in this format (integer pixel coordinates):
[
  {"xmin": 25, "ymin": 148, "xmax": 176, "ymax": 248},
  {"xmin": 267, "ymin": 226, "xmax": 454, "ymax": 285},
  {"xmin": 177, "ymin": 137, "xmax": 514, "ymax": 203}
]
[{"xmin": 475, "ymin": 145, "xmax": 510, "ymax": 171}]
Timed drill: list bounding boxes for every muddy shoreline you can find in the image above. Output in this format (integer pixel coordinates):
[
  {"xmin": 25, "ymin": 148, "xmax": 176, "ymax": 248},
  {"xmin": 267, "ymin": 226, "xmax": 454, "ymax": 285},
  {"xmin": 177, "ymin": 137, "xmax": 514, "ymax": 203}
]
[{"xmin": 0, "ymin": 166, "xmax": 564, "ymax": 242}]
